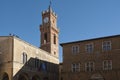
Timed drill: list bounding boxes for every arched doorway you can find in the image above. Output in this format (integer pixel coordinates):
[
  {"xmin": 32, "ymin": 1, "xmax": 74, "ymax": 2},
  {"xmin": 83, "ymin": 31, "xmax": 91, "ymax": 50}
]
[
  {"xmin": 18, "ymin": 74, "xmax": 29, "ymax": 80},
  {"xmin": 2, "ymin": 73, "xmax": 9, "ymax": 80},
  {"xmin": 90, "ymin": 73, "xmax": 105, "ymax": 80},
  {"xmin": 32, "ymin": 75, "xmax": 40, "ymax": 80}
]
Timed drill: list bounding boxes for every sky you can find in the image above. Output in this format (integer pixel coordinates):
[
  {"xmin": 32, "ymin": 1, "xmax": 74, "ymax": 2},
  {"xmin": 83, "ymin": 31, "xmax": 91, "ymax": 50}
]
[{"xmin": 0, "ymin": 0, "xmax": 120, "ymax": 62}]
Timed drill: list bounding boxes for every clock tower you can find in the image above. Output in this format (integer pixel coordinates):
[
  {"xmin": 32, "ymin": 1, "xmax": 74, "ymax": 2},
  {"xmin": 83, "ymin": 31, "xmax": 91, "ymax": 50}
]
[{"xmin": 40, "ymin": 5, "xmax": 59, "ymax": 58}]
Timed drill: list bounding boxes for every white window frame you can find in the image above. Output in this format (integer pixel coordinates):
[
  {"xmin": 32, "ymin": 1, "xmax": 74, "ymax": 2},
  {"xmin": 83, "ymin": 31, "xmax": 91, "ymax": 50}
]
[
  {"xmin": 103, "ymin": 60, "xmax": 112, "ymax": 70},
  {"xmin": 85, "ymin": 61, "xmax": 95, "ymax": 72},
  {"xmin": 102, "ymin": 41, "xmax": 111, "ymax": 51},
  {"xmin": 85, "ymin": 43, "xmax": 94, "ymax": 53},
  {"xmin": 71, "ymin": 63, "xmax": 80, "ymax": 72},
  {"xmin": 72, "ymin": 45, "xmax": 79, "ymax": 54}
]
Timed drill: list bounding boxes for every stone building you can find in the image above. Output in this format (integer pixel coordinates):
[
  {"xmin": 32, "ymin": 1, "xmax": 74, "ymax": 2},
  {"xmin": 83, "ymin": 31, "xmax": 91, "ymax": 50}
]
[
  {"xmin": 61, "ymin": 35, "xmax": 120, "ymax": 80},
  {"xmin": 0, "ymin": 5, "xmax": 59, "ymax": 80}
]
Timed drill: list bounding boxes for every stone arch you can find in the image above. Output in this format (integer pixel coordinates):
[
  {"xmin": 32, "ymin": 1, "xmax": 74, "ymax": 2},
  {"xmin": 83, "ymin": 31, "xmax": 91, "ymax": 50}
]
[
  {"xmin": 18, "ymin": 73, "xmax": 29, "ymax": 80},
  {"xmin": 2, "ymin": 73, "xmax": 9, "ymax": 80},
  {"xmin": 43, "ymin": 77, "xmax": 48, "ymax": 80},
  {"xmin": 32, "ymin": 75, "xmax": 41, "ymax": 80},
  {"xmin": 90, "ymin": 73, "xmax": 105, "ymax": 80}
]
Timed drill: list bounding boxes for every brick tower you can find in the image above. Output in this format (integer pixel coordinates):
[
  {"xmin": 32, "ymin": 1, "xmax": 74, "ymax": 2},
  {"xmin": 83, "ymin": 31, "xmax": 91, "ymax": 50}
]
[{"xmin": 40, "ymin": 5, "xmax": 59, "ymax": 58}]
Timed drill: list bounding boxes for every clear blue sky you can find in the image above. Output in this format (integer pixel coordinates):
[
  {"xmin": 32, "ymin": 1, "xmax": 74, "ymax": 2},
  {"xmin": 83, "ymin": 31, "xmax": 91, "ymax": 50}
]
[{"xmin": 0, "ymin": 0, "xmax": 120, "ymax": 62}]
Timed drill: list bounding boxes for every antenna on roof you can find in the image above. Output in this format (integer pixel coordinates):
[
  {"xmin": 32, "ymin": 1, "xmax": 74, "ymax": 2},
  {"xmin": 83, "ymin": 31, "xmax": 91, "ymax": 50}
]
[
  {"xmin": 48, "ymin": 0, "xmax": 52, "ymax": 11},
  {"xmin": 50, "ymin": 0, "xmax": 52, "ymax": 7}
]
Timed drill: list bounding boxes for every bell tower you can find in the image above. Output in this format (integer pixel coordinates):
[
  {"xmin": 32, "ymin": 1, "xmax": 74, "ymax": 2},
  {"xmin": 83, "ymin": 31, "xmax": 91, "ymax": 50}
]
[{"xmin": 40, "ymin": 4, "xmax": 59, "ymax": 58}]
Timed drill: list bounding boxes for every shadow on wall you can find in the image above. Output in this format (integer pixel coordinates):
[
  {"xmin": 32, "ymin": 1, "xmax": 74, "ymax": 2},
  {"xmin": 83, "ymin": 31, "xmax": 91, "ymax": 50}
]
[{"xmin": 1, "ymin": 57, "xmax": 59, "ymax": 80}]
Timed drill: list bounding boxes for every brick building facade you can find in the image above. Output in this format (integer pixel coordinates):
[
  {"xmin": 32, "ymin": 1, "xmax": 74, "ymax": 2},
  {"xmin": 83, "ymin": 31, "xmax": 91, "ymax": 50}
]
[{"xmin": 61, "ymin": 35, "xmax": 120, "ymax": 80}]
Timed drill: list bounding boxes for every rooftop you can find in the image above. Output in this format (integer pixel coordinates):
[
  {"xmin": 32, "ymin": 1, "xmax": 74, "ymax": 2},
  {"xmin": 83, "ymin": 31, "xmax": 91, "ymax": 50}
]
[{"xmin": 60, "ymin": 34, "xmax": 120, "ymax": 46}]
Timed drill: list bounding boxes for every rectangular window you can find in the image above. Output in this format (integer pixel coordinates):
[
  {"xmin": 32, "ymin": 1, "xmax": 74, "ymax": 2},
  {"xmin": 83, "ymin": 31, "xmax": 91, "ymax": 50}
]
[
  {"xmin": 85, "ymin": 62, "xmax": 94, "ymax": 72},
  {"xmin": 35, "ymin": 58, "xmax": 40, "ymax": 68},
  {"xmin": 86, "ymin": 43, "xmax": 94, "ymax": 53},
  {"xmin": 72, "ymin": 45, "xmax": 79, "ymax": 54},
  {"xmin": 102, "ymin": 41, "xmax": 111, "ymax": 51},
  {"xmin": 71, "ymin": 63, "xmax": 80, "ymax": 72},
  {"xmin": 103, "ymin": 60, "xmax": 112, "ymax": 70},
  {"xmin": 53, "ymin": 34, "xmax": 56, "ymax": 44}
]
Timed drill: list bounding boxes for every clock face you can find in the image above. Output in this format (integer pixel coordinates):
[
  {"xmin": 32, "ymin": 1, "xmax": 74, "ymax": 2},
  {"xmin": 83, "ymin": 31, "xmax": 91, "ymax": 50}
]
[{"xmin": 43, "ymin": 17, "xmax": 49, "ymax": 23}]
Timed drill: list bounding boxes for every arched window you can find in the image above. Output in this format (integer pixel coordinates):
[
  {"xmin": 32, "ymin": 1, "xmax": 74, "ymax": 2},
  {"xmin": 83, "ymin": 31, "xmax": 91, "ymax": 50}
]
[{"xmin": 22, "ymin": 52, "xmax": 27, "ymax": 64}]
